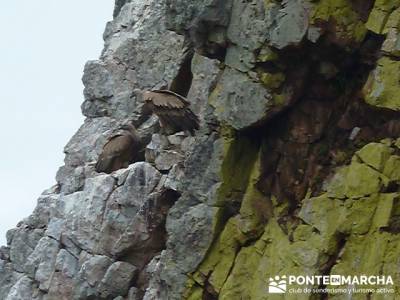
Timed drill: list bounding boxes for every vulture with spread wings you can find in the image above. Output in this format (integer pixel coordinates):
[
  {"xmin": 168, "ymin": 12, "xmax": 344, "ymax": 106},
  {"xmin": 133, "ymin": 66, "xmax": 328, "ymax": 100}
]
[
  {"xmin": 142, "ymin": 90, "xmax": 200, "ymax": 135},
  {"xmin": 95, "ymin": 124, "xmax": 142, "ymax": 174}
]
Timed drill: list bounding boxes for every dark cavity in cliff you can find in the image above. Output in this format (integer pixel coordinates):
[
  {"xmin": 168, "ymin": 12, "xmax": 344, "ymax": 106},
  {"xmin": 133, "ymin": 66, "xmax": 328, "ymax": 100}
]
[
  {"xmin": 169, "ymin": 47, "xmax": 194, "ymax": 97},
  {"xmin": 230, "ymin": 33, "xmax": 400, "ymax": 234}
]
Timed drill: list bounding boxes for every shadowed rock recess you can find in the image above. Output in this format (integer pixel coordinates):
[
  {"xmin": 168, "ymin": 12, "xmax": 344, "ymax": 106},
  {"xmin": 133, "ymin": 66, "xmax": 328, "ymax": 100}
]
[{"xmin": 2, "ymin": 0, "xmax": 400, "ymax": 299}]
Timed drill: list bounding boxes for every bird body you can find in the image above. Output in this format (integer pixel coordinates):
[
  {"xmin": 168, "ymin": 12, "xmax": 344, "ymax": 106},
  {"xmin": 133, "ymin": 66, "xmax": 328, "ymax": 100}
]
[
  {"xmin": 95, "ymin": 124, "xmax": 142, "ymax": 174},
  {"xmin": 142, "ymin": 90, "xmax": 200, "ymax": 135}
]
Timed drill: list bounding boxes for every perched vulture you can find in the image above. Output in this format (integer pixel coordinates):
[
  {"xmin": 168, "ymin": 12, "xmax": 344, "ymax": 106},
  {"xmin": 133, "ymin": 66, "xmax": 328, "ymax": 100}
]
[
  {"xmin": 142, "ymin": 90, "xmax": 200, "ymax": 135},
  {"xmin": 95, "ymin": 124, "xmax": 142, "ymax": 174}
]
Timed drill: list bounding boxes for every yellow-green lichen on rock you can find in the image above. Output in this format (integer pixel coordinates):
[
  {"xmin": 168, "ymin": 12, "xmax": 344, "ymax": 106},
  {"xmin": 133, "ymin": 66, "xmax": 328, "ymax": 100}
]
[
  {"xmin": 366, "ymin": 0, "xmax": 400, "ymax": 34},
  {"xmin": 187, "ymin": 141, "xmax": 268, "ymax": 296},
  {"xmin": 383, "ymin": 155, "xmax": 400, "ymax": 181},
  {"xmin": 310, "ymin": 0, "xmax": 367, "ymax": 45},
  {"xmin": 237, "ymin": 152, "xmax": 271, "ymax": 240},
  {"xmin": 363, "ymin": 57, "xmax": 400, "ymax": 111},
  {"xmin": 329, "ymin": 232, "xmax": 391, "ymax": 288},
  {"xmin": 257, "ymin": 45, "xmax": 279, "ymax": 63},
  {"xmin": 383, "ymin": 7, "xmax": 400, "ymax": 34},
  {"xmin": 189, "ymin": 218, "xmax": 242, "ymax": 295},
  {"xmin": 325, "ymin": 160, "xmax": 385, "ymax": 199},
  {"xmin": 216, "ymin": 130, "xmax": 260, "ymax": 207},
  {"xmin": 373, "ymin": 193, "xmax": 400, "ymax": 229},
  {"xmin": 300, "ymin": 141, "xmax": 400, "ymax": 297},
  {"xmin": 258, "ymin": 71, "xmax": 286, "ymax": 90},
  {"xmin": 186, "ymin": 140, "xmax": 400, "ymax": 299},
  {"xmin": 344, "ymin": 162, "xmax": 386, "ymax": 198},
  {"xmin": 219, "ymin": 220, "xmax": 297, "ymax": 300},
  {"xmin": 356, "ymin": 142, "xmax": 394, "ymax": 172}
]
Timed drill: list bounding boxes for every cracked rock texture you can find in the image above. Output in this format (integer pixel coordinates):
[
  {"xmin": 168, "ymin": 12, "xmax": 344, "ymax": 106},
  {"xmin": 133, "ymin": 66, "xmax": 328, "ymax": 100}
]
[{"xmin": 2, "ymin": 0, "xmax": 400, "ymax": 299}]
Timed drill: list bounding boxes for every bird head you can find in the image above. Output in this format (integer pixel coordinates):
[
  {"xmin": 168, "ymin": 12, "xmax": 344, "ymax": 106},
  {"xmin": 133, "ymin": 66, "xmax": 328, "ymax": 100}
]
[
  {"xmin": 142, "ymin": 91, "xmax": 153, "ymax": 103},
  {"xmin": 119, "ymin": 122, "xmax": 137, "ymax": 133}
]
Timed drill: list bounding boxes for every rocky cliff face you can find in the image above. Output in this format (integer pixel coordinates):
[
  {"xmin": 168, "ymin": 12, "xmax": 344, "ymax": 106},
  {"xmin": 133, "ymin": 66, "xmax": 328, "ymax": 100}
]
[{"xmin": 2, "ymin": 0, "xmax": 400, "ymax": 299}]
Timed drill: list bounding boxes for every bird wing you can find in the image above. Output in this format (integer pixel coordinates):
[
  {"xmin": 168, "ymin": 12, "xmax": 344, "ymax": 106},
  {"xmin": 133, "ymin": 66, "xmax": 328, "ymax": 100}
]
[
  {"xmin": 150, "ymin": 90, "xmax": 191, "ymax": 107},
  {"xmin": 154, "ymin": 105, "xmax": 200, "ymax": 134},
  {"xmin": 95, "ymin": 134, "xmax": 133, "ymax": 173},
  {"xmin": 103, "ymin": 134, "xmax": 133, "ymax": 154},
  {"xmin": 144, "ymin": 90, "xmax": 200, "ymax": 134}
]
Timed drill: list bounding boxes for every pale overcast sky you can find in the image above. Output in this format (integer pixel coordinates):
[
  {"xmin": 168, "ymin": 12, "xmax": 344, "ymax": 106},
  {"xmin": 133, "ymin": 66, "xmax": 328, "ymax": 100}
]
[{"xmin": 0, "ymin": 1, "xmax": 114, "ymax": 245}]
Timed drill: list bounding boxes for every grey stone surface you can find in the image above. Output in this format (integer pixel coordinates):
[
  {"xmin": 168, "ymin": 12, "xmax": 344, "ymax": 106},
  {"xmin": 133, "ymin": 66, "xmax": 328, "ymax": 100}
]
[
  {"xmin": 145, "ymin": 134, "xmax": 169, "ymax": 163},
  {"xmin": 45, "ymin": 272, "xmax": 74, "ymax": 300},
  {"xmin": 0, "ymin": 248, "xmax": 9, "ymax": 261},
  {"xmin": 9, "ymin": 227, "xmax": 44, "ymax": 273},
  {"xmin": 0, "ymin": 261, "xmax": 22, "ymax": 299},
  {"xmin": 142, "ymin": 256, "xmax": 165, "ymax": 300},
  {"xmin": 55, "ymin": 249, "xmax": 79, "ymax": 278},
  {"xmin": 98, "ymin": 261, "xmax": 138, "ymax": 298},
  {"xmin": 166, "ymin": 0, "xmax": 232, "ymax": 57},
  {"xmin": 113, "ymin": 0, "xmax": 130, "ymax": 18},
  {"xmin": 166, "ymin": 0, "xmax": 216, "ymax": 33},
  {"xmin": 100, "ymin": 0, "xmax": 186, "ymax": 120},
  {"xmin": 24, "ymin": 187, "xmax": 59, "ymax": 229},
  {"xmin": 83, "ymin": 60, "xmax": 114, "ymax": 100},
  {"xmin": 210, "ymin": 67, "xmax": 273, "ymax": 130},
  {"xmin": 166, "ymin": 203, "xmax": 219, "ymax": 271},
  {"xmin": 128, "ymin": 287, "xmax": 140, "ymax": 300},
  {"xmin": 154, "ymin": 150, "xmax": 183, "ymax": 171},
  {"xmin": 44, "ymin": 218, "xmax": 65, "ymax": 241},
  {"xmin": 227, "ymin": 0, "xmax": 274, "ymax": 51},
  {"xmin": 62, "ymin": 175, "xmax": 116, "ymax": 252},
  {"xmin": 225, "ymin": 45, "xmax": 256, "ymax": 72},
  {"xmin": 187, "ymin": 53, "xmax": 221, "ymax": 121},
  {"xmin": 163, "ymin": 164, "xmax": 184, "ymax": 191},
  {"xmin": 268, "ymin": 0, "xmax": 310, "ymax": 49},
  {"xmin": 97, "ymin": 162, "xmax": 163, "ymax": 256},
  {"xmin": 74, "ymin": 255, "xmax": 113, "ymax": 299},
  {"xmin": 143, "ymin": 132, "xmax": 225, "ymax": 299},
  {"xmin": 227, "ymin": 0, "xmax": 309, "ymax": 51},
  {"xmin": 382, "ymin": 28, "xmax": 400, "ymax": 57},
  {"xmin": 5, "ymin": 276, "xmax": 33, "ymax": 300},
  {"xmin": 24, "ymin": 237, "xmax": 59, "ymax": 291}
]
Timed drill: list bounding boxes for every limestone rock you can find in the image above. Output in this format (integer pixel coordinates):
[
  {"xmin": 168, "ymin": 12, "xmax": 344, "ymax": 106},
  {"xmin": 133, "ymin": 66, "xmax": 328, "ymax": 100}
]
[
  {"xmin": 209, "ymin": 67, "xmax": 273, "ymax": 130},
  {"xmin": 81, "ymin": 60, "xmax": 114, "ymax": 117},
  {"xmin": 98, "ymin": 162, "xmax": 163, "ymax": 256},
  {"xmin": 154, "ymin": 151, "xmax": 183, "ymax": 171},
  {"xmin": 0, "ymin": 261, "xmax": 22, "ymax": 299},
  {"xmin": 24, "ymin": 187, "xmax": 59, "ymax": 229},
  {"xmin": 166, "ymin": 0, "xmax": 232, "ymax": 57},
  {"xmin": 62, "ymin": 175, "xmax": 116, "ymax": 252},
  {"xmin": 74, "ymin": 255, "xmax": 113, "ymax": 299},
  {"xmin": 9, "ymin": 228, "xmax": 44, "ymax": 273},
  {"xmin": 227, "ymin": 0, "xmax": 274, "ymax": 51},
  {"xmin": 269, "ymin": 0, "xmax": 310, "ymax": 49},
  {"xmin": 55, "ymin": 249, "xmax": 79, "ymax": 278},
  {"xmin": 5, "ymin": 276, "xmax": 34, "ymax": 300},
  {"xmin": 24, "ymin": 237, "xmax": 60, "ymax": 291},
  {"xmin": 145, "ymin": 134, "xmax": 169, "ymax": 163},
  {"xmin": 98, "ymin": 261, "xmax": 138, "ymax": 298}
]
